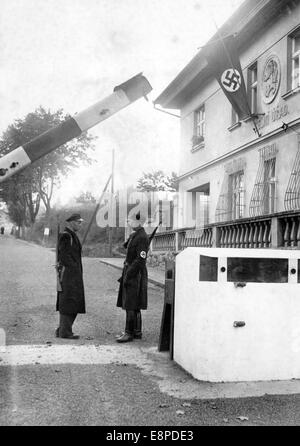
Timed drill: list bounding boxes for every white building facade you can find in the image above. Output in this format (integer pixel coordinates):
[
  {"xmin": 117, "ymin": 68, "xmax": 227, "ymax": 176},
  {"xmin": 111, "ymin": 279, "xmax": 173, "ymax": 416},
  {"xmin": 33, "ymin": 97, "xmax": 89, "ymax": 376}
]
[{"xmin": 153, "ymin": 0, "xmax": 300, "ymax": 252}]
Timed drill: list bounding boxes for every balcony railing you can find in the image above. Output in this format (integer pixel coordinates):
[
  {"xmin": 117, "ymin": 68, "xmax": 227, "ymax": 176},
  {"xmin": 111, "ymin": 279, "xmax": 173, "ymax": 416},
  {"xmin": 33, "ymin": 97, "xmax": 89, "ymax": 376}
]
[
  {"xmin": 152, "ymin": 227, "xmax": 213, "ymax": 251},
  {"xmin": 280, "ymin": 214, "xmax": 300, "ymax": 248},
  {"xmin": 218, "ymin": 218, "xmax": 271, "ymax": 248},
  {"xmin": 180, "ymin": 227, "xmax": 213, "ymax": 249},
  {"xmin": 153, "ymin": 231, "xmax": 176, "ymax": 251},
  {"xmin": 151, "ymin": 211, "xmax": 300, "ymax": 251}
]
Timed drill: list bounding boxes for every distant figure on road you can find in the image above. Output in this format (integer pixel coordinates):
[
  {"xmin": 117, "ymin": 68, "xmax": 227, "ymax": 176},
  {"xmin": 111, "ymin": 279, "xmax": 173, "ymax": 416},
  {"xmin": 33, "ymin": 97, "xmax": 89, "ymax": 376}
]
[
  {"xmin": 0, "ymin": 227, "xmax": 4, "ymax": 235},
  {"xmin": 56, "ymin": 213, "xmax": 85, "ymax": 339},
  {"xmin": 116, "ymin": 212, "xmax": 149, "ymax": 343}
]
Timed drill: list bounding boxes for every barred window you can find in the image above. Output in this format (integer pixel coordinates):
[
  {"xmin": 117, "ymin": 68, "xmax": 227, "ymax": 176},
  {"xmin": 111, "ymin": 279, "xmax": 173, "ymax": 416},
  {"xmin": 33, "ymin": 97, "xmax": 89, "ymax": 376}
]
[
  {"xmin": 215, "ymin": 159, "xmax": 246, "ymax": 223},
  {"xmin": 263, "ymin": 158, "xmax": 276, "ymax": 214},
  {"xmin": 250, "ymin": 144, "xmax": 278, "ymax": 217},
  {"xmin": 284, "ymin": 135, "xmax": 300, "ymax": 211},
  {"xmin": 229, "ymin": 171, "xmax": 245, "ymax": 220}
]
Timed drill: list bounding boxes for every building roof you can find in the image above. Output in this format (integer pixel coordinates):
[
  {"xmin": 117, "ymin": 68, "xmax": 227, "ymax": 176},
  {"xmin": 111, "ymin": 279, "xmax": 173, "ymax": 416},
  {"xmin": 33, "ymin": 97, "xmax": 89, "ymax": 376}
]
[{"xmin": 154, "ymin": 0, "xmax": 292, "ymax": 109}]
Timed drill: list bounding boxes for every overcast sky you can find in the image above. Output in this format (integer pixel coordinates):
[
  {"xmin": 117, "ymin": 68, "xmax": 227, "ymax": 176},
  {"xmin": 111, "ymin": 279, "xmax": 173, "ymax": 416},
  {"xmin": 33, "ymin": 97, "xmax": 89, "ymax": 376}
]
[{"xmin": 0, "ymin": 0, "xmax": 244, "ymax": 204}]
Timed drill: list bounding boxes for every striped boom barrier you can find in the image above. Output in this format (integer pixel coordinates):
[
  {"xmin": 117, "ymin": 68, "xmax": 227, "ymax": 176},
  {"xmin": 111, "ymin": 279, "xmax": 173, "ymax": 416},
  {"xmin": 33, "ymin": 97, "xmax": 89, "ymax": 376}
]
[{"xmin": 0, "ymin": 73, "xmax": 152, "ymax": 182}]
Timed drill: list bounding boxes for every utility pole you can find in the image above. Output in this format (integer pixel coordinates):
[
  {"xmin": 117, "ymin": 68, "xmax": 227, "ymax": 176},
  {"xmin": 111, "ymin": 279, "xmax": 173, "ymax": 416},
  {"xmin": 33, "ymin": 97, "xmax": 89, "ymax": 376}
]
[
  {"xmin": 108, "ymin": 149, "xmax": 115, "ymax": 256},
  {"xmin": 81, "ymin": 174, "xmax": 112, "ymax": 246}
]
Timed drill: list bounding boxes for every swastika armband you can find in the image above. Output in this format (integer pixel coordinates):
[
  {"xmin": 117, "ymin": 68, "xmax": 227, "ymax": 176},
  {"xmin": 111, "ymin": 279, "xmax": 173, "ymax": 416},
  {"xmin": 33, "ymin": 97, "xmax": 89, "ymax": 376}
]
[{"xmin": 140, "ymin": 251, "xmax": 147, "ymax": 259}]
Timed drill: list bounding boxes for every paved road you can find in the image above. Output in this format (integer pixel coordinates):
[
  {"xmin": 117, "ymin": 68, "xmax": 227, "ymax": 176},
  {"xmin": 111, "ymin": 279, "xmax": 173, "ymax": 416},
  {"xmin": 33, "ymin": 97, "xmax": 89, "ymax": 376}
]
[{"xmin": 1, "ymin": 235, "xmax": 300, "ymax": 426}]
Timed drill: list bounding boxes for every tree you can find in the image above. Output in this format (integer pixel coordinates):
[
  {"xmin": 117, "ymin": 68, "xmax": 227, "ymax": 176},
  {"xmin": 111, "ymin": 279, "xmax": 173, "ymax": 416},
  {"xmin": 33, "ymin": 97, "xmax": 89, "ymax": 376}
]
[
  {"xmin": 75, "ymin": 191, "xmax": 97, "ymax": 204},
  {"xmin": 136, "ymin": 171, "xmax": 178, "ymax": 229},
  {"xmin": 0, "ymin": 107, "xmax": 96, "ymax": 228},
  {"xmin": 136, "ymin": 170, "xmax": 178, "ymax": 192}
]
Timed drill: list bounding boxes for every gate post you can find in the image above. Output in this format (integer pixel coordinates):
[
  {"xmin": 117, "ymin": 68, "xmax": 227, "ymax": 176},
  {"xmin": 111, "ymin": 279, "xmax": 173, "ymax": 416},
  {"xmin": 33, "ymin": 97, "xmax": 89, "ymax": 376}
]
[{"xmin": 158, "ymin": 260, "xmax": 175, "ymax": 359}]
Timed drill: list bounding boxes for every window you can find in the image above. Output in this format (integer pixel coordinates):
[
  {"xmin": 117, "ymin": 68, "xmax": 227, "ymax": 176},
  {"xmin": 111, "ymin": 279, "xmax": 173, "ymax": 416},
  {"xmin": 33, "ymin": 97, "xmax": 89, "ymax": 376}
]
[
  {"xmin": 249, "ymin": 144, "xmax": 278, "ymax": 218},
  {"xmin": 292, "ymin": 31, "xmax": 300, "ymax": 89},
  {"xmin": 263, "ymin": 158, "xmax": 276, "ymax": 214},
  {"xmin": 287, "ymin": 28, "xmax": 300, "ymax": 92},
  {"xmin": 199, "ymin": 256, "xmax": 290, "ymax": 284},
  {"xmin": 195, "ymin": 105, "xmax": 205, "ymax": 138},
  {"xmin": 215, "ymin": 158, "xmax": 247, "ymax": 223},
  {"xmin": 227, "ymin": 258, "xmax": 288, "ymax": 283},
  {"xmin": 284, "ymin": 136, "xmax": 300, "ymax": 211},
  {"xmin": 199, "ymin": 255, "xmax": 218, "ymax": 282},
  {"xmin": 228, "ymin": 107, "xmax": 242, "ymax": 132},
  {"xmin": 229, "ymin": 171, "xmax": 245, "ymax": 220},
  {"xmin": 192, "ymin": 105, "xmax": 205, "ymax": 149},
  {"xmin": 231, "ymin": 107, "xmax": 239, "ymax": 126},
  {"xmin": 190, "ymin": 183, "xmax": 210, "ymax": 227},
  {"xmin": 248, "ymin": 62, "xmax": 258, "ymax": 114}
]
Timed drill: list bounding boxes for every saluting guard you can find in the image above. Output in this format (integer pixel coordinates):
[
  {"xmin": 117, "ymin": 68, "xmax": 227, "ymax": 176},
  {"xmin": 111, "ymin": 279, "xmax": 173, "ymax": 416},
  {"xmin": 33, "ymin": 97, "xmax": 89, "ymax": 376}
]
[{"xmin": 116, "ymin": 212, "xmax": 149, "ymax": 343}]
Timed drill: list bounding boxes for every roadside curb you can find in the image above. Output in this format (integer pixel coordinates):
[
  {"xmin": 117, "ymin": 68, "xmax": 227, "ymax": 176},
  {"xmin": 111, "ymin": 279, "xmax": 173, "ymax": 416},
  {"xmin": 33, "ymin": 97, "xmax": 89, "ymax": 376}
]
[{"xmin": 99, "ymin": 259, "xmax": 165, "ymax": 289}]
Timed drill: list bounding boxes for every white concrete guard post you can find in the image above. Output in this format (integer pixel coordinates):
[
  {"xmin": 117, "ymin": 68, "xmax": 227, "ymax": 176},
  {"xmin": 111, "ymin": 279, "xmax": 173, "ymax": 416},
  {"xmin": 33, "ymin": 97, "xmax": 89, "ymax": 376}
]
[{"xmin": 174, "ymin": 247, "xmax": 300, "ymax": 382}]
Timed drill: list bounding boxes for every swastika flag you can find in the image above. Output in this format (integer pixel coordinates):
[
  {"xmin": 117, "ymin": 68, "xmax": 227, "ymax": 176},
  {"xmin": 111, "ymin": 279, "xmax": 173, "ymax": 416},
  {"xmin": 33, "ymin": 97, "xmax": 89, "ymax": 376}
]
[{"xmin": 203, "ymin": 35, "xmax": 250, "ymax": 121}]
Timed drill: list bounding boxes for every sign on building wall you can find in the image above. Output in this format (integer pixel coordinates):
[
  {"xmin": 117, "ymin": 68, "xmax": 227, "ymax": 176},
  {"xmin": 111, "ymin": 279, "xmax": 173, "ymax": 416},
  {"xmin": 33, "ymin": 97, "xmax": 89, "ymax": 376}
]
[
  {"xmin": 258, "ymin": 54, "xmax": 289, "ymax": 130},
  {"xmin": 262, "ymin": 55, "xmax": 281, "ymax": 104}
]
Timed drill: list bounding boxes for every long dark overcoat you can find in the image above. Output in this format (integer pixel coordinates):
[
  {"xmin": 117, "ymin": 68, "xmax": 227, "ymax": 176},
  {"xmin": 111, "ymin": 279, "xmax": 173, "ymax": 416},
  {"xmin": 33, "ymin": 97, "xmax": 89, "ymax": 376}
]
[
  {"xmin": 56, "ymin": 227, "xmax": 86, "ymax": 314},
  {"xmin": 117, "ymin": 227, "xmax": 149, "ymax": 311}
]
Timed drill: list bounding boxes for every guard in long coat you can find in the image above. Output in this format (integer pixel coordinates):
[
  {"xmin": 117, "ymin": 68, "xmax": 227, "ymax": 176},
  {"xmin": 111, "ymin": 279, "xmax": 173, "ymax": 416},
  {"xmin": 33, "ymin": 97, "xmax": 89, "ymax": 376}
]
[
  {"xmin": 116, "ymin": 212, "xmax": 149, "ymax": 343},
  {"xmin": 56, "ymin": 213, "xmax": 85, "ymax": 339}
]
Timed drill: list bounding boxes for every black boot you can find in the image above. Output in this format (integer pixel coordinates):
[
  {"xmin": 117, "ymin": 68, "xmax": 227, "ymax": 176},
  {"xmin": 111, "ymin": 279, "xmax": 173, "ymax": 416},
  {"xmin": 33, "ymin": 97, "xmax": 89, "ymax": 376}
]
[
  {"xmin": 116, "ymin": 311, "xmax": 134, "ymax": 343},
  {"xmin": 116, "ymin": 333, "xmax": 133, "ymax": 343},
  {"xmin": 134, "ymin": 310, "xmax": 142, "ymax": 339}
]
